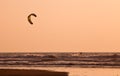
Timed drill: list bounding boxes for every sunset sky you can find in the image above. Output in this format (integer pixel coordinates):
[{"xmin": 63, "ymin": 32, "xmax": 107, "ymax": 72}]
[{"xmin": 0, "ymin": 0, "xmax": 120, "ymax": 52}]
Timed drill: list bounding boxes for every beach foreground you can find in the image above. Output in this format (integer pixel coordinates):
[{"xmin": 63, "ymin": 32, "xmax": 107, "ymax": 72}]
[{"xmin": 0, "ymin": 69, "xmax": 68, "ymax": 76}]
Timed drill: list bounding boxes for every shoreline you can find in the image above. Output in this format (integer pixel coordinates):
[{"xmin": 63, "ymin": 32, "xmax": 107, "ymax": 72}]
[{"xmin": 0, "ymin": 69, "xmax": 68, "ymax": 76}]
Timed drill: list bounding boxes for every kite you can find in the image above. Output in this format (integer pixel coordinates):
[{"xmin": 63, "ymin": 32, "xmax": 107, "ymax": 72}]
[{"xmin": 27, "ymin": 13, "xmax": 37, "ymax": 24}]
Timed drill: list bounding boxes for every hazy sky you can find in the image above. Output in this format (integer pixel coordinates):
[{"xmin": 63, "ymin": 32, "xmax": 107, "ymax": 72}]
[{"xmin": 0, "ymin": 0, "xmax": 120, "ymax": 52}]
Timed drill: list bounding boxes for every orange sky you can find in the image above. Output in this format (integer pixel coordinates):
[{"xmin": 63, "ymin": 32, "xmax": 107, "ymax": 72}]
[{"xmin": 0, "ymin": 0, "xmax": 120, "ymax": 52}]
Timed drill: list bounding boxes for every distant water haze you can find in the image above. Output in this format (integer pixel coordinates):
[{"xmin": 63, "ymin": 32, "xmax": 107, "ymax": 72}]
[{"xmin": 0, "ymin": 0, "xmax": 120, "ymax": 52}]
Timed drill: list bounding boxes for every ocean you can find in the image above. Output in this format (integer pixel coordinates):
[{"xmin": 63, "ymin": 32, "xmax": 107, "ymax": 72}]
[{"xmin": 0, "ymin": 53, "xmax": 120, "ymax": 76}]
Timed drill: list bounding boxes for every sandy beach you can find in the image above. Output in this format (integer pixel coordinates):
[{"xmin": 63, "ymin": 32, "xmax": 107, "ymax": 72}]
[{"xmin": 0, "ymin": 69, "xmax": 68, "ymax": 76}]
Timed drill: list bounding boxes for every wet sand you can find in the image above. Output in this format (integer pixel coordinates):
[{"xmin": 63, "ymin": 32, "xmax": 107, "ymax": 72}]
[{"xmin": 0, "ymin": 69, "xmax": 68, "ymax": 76}]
